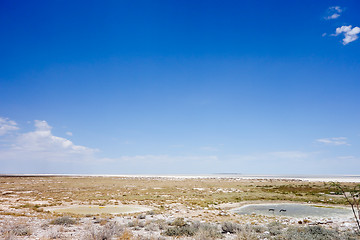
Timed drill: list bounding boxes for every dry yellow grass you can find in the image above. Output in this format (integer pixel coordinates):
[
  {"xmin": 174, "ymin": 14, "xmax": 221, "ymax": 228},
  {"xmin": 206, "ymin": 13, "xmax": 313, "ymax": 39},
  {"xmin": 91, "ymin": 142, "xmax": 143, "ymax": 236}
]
[{"xmin": 0, "ymin": 176, "xmax": 354, "ymax": 220}]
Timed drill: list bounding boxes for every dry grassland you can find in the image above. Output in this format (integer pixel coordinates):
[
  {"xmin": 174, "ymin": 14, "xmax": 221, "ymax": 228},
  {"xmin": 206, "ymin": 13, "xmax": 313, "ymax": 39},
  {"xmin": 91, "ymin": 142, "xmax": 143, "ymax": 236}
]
[
  {"xmin": 0, "ymin": 176, "xmax": 358, "ymax": 239},
  {"xmin": 0, "ymin": 176, "xmax": 353, "ymax": 217}
]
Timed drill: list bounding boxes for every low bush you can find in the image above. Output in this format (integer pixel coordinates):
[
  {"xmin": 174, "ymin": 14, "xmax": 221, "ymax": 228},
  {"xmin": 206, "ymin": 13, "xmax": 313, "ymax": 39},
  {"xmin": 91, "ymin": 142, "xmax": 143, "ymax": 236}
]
[
  {"xmin": 83, "ymin": 222, "xmax": 124, "ymax": 240},
  {"xmin": 156, "ymin": 219, "xmax": 168, "ymax": 230},
  {"xmin": 50, "ymin": 216, "xmax": 76, "ymax": 226},
  {"xmin": 10, "ymin": 224, "xmax": 31, "ymax": 236},
  {"xmin": 194, "ymin": 222, "xmax": 222, "ymax": 240},
  {"xmin": 127, "ymin": 220, "xmax": 138, "ymax": 228},
  {"xmin": 46, "ymin": 226, "xmax": 63, "ymax": 239},
  {"xmin": 1, "ymin": 224, "xmax": 31, "ymax": 240},
  {"xmin": 138, "ymin": 220, "xmax": 146, "ymax": 228},
  {"xmin": 267, "ymin": 221, "xmax": 284, "ymax": 236},
  {"xmin": 137, "ymin": 213, "xmax": 146, "ymax": 219},
  {"xmin": 144, "ymin": 221, "xmax": 159, "ymax": 231},
  {"xmin": 164, "ymin": 220, "xmax": 221, "ymax": 238},
  {"xmin": 221, "ymin": 221, "xmax": 241, "ymax": 234},
  {"xmin": 3, "ymin": 232, "xmax": 16, "ymax": 240},
  {"xmin": 171, "ymin": 217, "xmax": 187, "ymax": 227},
  {"xmin": 117, "ymin": 230, "xmax": 133, "ymax": 240},
  {"xmin": 283, "ymin": 225, "xmax": 347, "ymax": 240},
  {"xmin": 163, "ymin": 224, "xmax": 197, "ymax": 237}
]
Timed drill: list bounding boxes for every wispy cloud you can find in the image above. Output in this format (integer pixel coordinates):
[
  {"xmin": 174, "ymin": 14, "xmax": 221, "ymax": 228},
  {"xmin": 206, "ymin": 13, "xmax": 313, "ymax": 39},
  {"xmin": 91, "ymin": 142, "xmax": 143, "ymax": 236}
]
[
  {"xmin": 332, "ymin": 25, "xmax": 360, "ymax": 45},
  {"xmin": 66, "ymin": 131, "xmax": 73, "ymax": 136},
  {"xmin": 316, "ymin": 137, "xmax": 349, "ymax": 146},
  {"xmin": 0, "ymin": 117, "xmax": 19, "ymax": 136},
  {"xmin": 325, "ymin": 6, "xmax": 343, "ymax": 20}
]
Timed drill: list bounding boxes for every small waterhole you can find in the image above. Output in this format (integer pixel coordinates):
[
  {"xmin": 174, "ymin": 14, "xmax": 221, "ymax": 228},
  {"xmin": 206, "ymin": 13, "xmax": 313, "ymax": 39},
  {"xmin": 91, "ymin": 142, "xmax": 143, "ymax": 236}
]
[{"xmin": 231, "ymin": 203, "xmax": 352, "ymax": 218}]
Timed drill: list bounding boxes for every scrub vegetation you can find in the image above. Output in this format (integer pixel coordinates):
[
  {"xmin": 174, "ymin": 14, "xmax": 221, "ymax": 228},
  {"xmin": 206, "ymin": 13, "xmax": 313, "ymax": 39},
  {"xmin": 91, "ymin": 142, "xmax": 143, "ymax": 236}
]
[
  {"xmin": 0, "ymin": 176, "xmax": 354, "ymax": 208},
  {"xmin": 0, "ymin": 176, "xmax": 359, "ymax": 239}
]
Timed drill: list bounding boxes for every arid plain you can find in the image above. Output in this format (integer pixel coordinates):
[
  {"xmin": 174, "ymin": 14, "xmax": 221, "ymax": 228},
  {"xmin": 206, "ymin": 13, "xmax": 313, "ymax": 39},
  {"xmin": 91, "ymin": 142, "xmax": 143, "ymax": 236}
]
[{"xmin": 0, "ymin": 176, "xmax": 359, "ymax": 239}]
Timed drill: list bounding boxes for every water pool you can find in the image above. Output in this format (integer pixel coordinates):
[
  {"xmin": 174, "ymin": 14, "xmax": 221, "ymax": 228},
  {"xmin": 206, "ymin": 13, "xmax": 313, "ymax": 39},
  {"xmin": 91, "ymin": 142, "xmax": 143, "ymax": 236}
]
[{"xmin": 231, "ymin": 203, "xmax": 352, "ymax": 218}]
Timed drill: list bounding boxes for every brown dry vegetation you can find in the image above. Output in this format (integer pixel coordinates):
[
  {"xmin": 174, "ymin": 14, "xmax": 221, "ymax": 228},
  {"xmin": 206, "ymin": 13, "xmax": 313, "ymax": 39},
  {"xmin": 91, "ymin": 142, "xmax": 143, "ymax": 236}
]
[
  {"xmin": 0, "ymin": 176, "xmax": 359, "ymax": 239},
  {"xmin": 0, "ymin": 176, "xmax": 354, "ymax": 218}
]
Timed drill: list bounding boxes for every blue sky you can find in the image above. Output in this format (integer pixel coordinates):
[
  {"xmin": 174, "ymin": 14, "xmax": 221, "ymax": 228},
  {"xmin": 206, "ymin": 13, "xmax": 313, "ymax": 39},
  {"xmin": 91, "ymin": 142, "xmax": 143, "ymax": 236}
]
[{"xmin": 0, "ymin": 0, "xmax": 359, "ymax": 174}]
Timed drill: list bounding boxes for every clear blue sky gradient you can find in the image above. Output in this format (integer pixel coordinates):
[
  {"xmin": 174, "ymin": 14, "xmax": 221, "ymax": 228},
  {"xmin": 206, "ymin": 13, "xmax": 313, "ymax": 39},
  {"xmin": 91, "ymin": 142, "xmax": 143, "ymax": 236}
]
[{"xmin": 0, "ymin": 0, "xmax": 359, "ymax": 174}]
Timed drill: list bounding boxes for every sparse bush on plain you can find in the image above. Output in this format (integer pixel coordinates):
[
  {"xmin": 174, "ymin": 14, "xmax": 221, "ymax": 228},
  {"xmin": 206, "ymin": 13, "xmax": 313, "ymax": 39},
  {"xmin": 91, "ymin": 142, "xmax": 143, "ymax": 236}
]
[
  {"xmin": 235, "ymin": 224, "xmax": 263, "ymax": 240},
  {"xmin": 144, "ymin": 221, "xmax": 159, "ymax": 231},
  {"xmin": 117, "ymin": 229, "xmax": 133, "ymax": 240},
  {"xmin": 164, "ymin": 220, "xmax": 221, "ymax": 238},
  {"xmin": 146, "ymin": 210, "xmax": 155, "ymax": 215},
  {"xmin": 194, "ymin": 222, "xmax": 222, "ymax": 240},
  {"xmin": 267, "ymin": 221, "xmax": 284, "ymax": 236},
  {"xmin": 137, "ymin": 213, "xmax": 146, "ymax": 219},
  {"xmin": 330, "ymin": 182, "xmax": 360, "ymax": 232},
  {"xmin": 221, "ymin": 221, "xmax": 241, "ymax": 234},
  {"xmin": 234, "ymin": 230, "xmax": 258, "ymax": 240},
  {"xmin": 103, "ymin": 222, "xmax": 124, "ymax": 237},
  {"xmin": 282, "ymin": 225, "xmax": 346, "ymax": 240},
  {"xmin": 3, "ymin": 231, "xmax": 16, "ymax": 240},
  {"xmin": 127, "ymin": 219, "xmax": 139, "ymax": 228},
  {"xmin": 136, "ymin": 236, "xmax": 166, "ymax": 240},
  {"xmin": 83, "ymin": 221, "xmax": 124, "ymax": 240},
  {"xmin": 156, "ymin": 219, "xmax": 168, "ymax": 230},
  {"xmin": 1, "ymin": 223, "xmax": 31, "ymax": 240},
  {"xmin": 252, "ymin": 225, "xmax": 266, "ymax": 233},
  {"xmin": 138, "ymin": 220, "xmax": 146, "ymax": 228},
  {"xmin": 171, "ymin": 217, "xmax": 187, "ymax": 227},
  {"xmin": 9, "ymin": 224, "xmax": 31, "ymax": 236},
  {"xmin": 50, "ymin": 216, "xmax": 76, "ymax": 226},
  {"xmin": 163, "ymin": 224, "xmax": 197, "ymax": 237},
  {"xmin": 46, "ymin": 226, "xmax": 63, "ymax": 239}
]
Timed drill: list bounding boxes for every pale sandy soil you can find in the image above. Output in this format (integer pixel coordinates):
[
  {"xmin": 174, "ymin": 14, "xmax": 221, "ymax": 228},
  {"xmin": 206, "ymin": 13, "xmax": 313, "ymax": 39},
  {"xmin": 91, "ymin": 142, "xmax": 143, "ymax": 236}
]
[
  {"xmin": 1, "ymin": 176, "xmax": 359, "ymax": 239},
  {"xmin": 0, "ymin": 206, "xmax": 357, "ymax": 239}
]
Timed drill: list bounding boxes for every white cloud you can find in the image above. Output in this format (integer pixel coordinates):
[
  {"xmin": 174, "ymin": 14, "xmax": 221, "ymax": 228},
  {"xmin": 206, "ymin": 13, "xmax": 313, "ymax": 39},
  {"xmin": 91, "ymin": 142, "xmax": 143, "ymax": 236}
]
[
  {"xmin": 325, "ymin": 6, "xmax": 343, "ymax": 20},
  {"xmin": 332, "ymin": 25, "xmax": 360, "ymax": 45},
  {"xmin": 316, "ymin": 137, "xmax": 349, "ymax": 146},
  {"xmin": 0, "ymin": 119, "xmax": 97, "ymax": 162},
  {"xmin": 0, "ymin": 117, "xmax": 19, "ymax": 136},
  {"xmin": 66, "ymin": 131, "xmax": 73, "ymax": 136}
]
